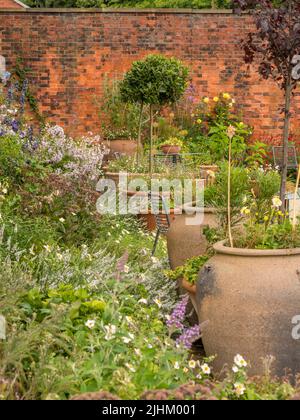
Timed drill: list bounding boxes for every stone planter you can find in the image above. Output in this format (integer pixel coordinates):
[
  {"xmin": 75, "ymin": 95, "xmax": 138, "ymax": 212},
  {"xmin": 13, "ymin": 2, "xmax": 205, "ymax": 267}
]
[
  {"xmin": 105, "ymin": 139, "xmax": 137, "ymax": 159},
  {"xmin": 167, "ymin": 205, "xmax": 218, "ymax": 270},
  {"xmin": 161, "ymin": 145, "xmax": 182, "ymax": 155},
  {"xmin": 197, "ymin": 240, "xmax": 300, "ymax": 378}
]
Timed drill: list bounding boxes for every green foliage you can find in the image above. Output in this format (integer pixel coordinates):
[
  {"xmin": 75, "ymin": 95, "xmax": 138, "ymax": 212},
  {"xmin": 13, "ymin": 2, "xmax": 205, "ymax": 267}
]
[
  {"xmin": 97, "ymin": 77, "xmax": 145, "ymax": 140},
  {"xmin": 120, "ymin": 54, "xmax": 189, "ymax": 106},
  {"xmin": 0, "ymin": 135, "xmax": 25, "ymax": 182},
  {"xmin": 166, "ymin": 255, "xmax": 210, "ymax": 285},
  {"xmin": 233, "ymin": 220, "xmax": 300, "ymax": 250},
  {"xmin": 245, "ymin": 141, "xmax": 269, "ymax": 168},
  {"xmin": 204, "ymin": 163, "xmax": 250, "ymax": 227},
  {"xmin": 25, "ymin": 0, "xmax": 232, "ymax": 9}
]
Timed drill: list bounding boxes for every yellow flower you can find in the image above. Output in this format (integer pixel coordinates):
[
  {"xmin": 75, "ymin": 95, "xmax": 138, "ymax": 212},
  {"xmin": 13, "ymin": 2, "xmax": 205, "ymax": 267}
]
[
  {"xmin": 213, "ymin": 96, "xmax": 219, "ymax": 103},
  {"xmin": 264, "ymin": 216, "xmax": 269, "ymax": 222},
  {"xmin": 183, "ymin": 367, "xmax": 189, "ymax": 373},
  {"xmin": 223, "ymin": 92, "xmax": 231, "ymax": 100},
  {"xmin": 203, "ymin": 97, "xmax": 210, "ymax": 104},
  {"xmin": 272, "ymin": 196, "xmax": 282, "ymax": 208},
  {"xmin": 191, "ymin": 113, "xmax": 195, "ymax": 118},
  {"xmin": 241, "ymin": 207, "xmax": 250, "ymax": 215},
  {"xmin": 196, "ymin": 119, "xmax": 202, "ymax": 125}
]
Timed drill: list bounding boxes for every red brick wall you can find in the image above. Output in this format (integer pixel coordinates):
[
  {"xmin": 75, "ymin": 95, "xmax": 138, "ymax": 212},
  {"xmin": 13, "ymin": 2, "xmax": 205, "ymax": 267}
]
[
  {"xmin": 0, "ymin": 9, "xmax": 299, "ymax": 140},
  {"xmin": 0, "ymin": 0, "xmax": 26, "ymax": 8}
]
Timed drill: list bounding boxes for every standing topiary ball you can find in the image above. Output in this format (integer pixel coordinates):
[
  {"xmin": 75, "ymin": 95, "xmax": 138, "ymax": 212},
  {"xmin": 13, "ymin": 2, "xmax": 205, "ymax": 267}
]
[
  {"xmin": 120, "ymin": 54, "xmax": 189, "ymax": 106},
  {"xmin": 120, "ymin": 54, "xmax": 189, "ymax": 172}
]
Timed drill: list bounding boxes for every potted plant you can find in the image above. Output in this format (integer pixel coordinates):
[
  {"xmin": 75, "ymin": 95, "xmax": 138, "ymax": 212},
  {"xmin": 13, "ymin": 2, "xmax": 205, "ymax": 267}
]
[
  {"xmin": 166, "ymin": 255, "xmax": 210, "ymax": 314},
  {"xmin": 98, "ymin": 78, "xmax": 141, "ymax": 158},
  {"xmin": 196, "ymin": 0, "xmax": 300, "ymax": 378},
  {"xmin": 160, "ymin": 137, "xmax": 183, "ymax": 155}
]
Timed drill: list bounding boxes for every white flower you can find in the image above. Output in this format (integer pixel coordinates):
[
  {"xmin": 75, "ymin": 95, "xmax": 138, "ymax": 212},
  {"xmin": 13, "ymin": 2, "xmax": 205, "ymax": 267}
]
[
  {"xmin": 138, "ymin": 298, "xmax": 148, "ymax": 305},
  {"xmin": 123, "ymin": 265, "xmax": 130, "ymax": 274},
  {"xmin": 151, "ymin": 256, "xmax": 159, "ymax": 264},
  {"xmin": 232, "ymin": 365, "xmax": 239, "ymax": 373},
  {"xmin": 43, "ymin": 245, "xmax": 52, "ymax": 253},
  {"xmin": 85, "ymin": 319, "xmax": 96, "ymax": 329},
  {"xmin": 189, "ymin": 360, "xmax": 197, "ymax": 369},
  {"xmin": 241, "ymin": 206, "xmax": 250, "ymax": 215},
  {"xmin": 122, "ymin": 336, "xmax": 132, "ymax": 344},
  {"xmin": 201, "ymin": 363, "xmax": 211, "ymax": 375},
  {"xmin": 174, "ymin": 362, "xmax": 180, "ymax": 370},
  {"xmin": 154, "ymin": 298, "xmax": 162, "ymax": 308},
  {"xmin": 2, "ymin": 188, "xmax": 7, "ymax": 194},
  {"xmin": 234, "ymin": 354, "xmax": 247, "ymax": 368},
  {"xmin": 134, "ymin": 348, "xmax": 142, "ymax": 357},
  {"xmin": 196, "ymin": 373, "xmax": 202, "ymax": 380},
  {"xmin": 59, "ymin": 217, "xmax": 65, "ymax": 223},
  {"xmin": 104, "ymin": 324, "xmax": 117, "ymax": 340},
  {"xmin": 234, "ymin": 382, "xmax": 246, "ymax": 397},
  {"xmin": 183, "ymin": 367, "xmax": 189, "ymax": 373},
  {"xmin": 272, "ymin": 196, "xmax": 282, "ymax": 208},
  {"xmin": 125, "ymin": 363, "xmax": 136, "ymax": 373}
]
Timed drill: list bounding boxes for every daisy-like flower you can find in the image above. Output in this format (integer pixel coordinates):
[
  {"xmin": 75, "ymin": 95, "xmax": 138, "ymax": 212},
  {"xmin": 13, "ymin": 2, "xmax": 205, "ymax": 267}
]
[
  {"xmin": 223, "ymin": 92, "xmax": 231, "ymax": 100},
  {"xmin": 183, "ymin": 367, "xmax": 189, "ymax": 373},
  {"xmin": 104, "ymin": 324, "xmax": 117, "ymax": 341},
  {"xmin": 213, "ymin": 96, "xmax": 219, "ymax": 103},
  {"xmin": 201, "ymin": 363, "xmax": 211, "ymax": 375},
  {"xmin": 232, "ymin": 365, "xmax": 239, "ymax": 373},
  {"xmin": 123, "ymin": 265, "xmax": 130, "ymax": 274},
  {"xmin": 234, "ymin": 382, "xmax": 246, "ymax": 397},
  {"xmin": 196, "ymin": 373, "xmax": 202, "ymax": 380},
  {"xmin": 125, "ymin": 363, "xmax": 136, "ymax": 373},
  {"xmin": 59, "ymin": 217, "xmax": 65, "ymax": 223},
  {"xmin": 174, "ymin": 362, "xmax": 180, "ymax": 370},
  {"xmin": 203, "ymin": 97, "xmax": 210, "ymax": 104},
  {"xmin": 138, "ymin": 298, "xmax": 148, "ymax": 305},
  {"xmin": 272, "ymin": 196, "xmax": 282, "ymax": 208},
  {"xmin": 241, "ymin": 207, "xmax": 250, "ymax": 215},
  {"xmin": 154, "ymin": 298, "xmax": 162, "ymax": 308},
  {"xmin": 234, "ymin": 354, "xmax": 248, "ymax": 368},
  {"xmin": 196, "ymin": 119, "xmax": 202, "ymax": 125},
  {"xmin": 188, "ymin": 360, "xmax": 197, "ymax": 369},
  {"xmin": 122, "ymin": 336, "xmax": 132, "ymax": 344},
  {"xmin": 85, "ymin": 319, "xmax": 96, "ymax": 330}
]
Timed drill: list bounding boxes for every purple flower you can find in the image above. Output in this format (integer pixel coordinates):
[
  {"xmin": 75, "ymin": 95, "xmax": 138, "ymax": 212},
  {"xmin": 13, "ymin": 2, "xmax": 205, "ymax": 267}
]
[
  {"xmin": 176, "ymin": 324, "xmax": 201, "ymax": 349},
  {"xmin": 167, "ymin": 295, "xmax": 189, "ymax": 331},
  {"xmin": 11, "ymin": 120, "xmax": 19, "ymax": 132}
]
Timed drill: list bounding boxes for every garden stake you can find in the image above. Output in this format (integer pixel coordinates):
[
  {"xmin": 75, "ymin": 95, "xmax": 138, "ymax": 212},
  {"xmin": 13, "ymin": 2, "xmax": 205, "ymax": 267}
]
[{"xmin": 292, "ymin": 163, "xmax": 300, "ymax": 230}]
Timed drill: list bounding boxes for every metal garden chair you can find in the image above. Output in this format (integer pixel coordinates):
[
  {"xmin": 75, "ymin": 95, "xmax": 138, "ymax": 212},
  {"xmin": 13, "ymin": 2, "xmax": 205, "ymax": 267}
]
[{"xmin": 148, "ymin": 192, "xmax": 171, "ymax": 256}]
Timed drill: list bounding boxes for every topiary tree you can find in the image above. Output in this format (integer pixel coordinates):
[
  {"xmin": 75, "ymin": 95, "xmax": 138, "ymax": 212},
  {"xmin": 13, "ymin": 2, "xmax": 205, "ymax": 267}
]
[
  {"xmin": 120, "ymin": 54, "xmax": 189, "ymax": 173},
  {"xmin": 233, "ymin": 0, "xmax": 300, "ymax": 211}
]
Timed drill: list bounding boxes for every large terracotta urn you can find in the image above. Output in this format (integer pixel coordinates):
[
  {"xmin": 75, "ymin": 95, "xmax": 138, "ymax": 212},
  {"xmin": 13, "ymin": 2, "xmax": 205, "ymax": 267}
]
[
  {"xmin": 106, "ymin": 139, "xmax": 137, "ymax": 159},
  {"xmin": 167, "ymin": 205, "xmax": 218, "ymax": 269},
  {"xmin": 197, "ymin": 240, "xmax": 300, "ymax": 378}
]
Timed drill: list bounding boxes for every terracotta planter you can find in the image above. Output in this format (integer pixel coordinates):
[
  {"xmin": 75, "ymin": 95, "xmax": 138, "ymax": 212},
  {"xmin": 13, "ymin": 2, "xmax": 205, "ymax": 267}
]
[
  {"xmin": 167, "ymin": 205, "xmax": 218, "ymax": 269},
  {"xmin": 181, "ymin": 277, "xmax": 198, "ymax": 314},
  {"xmin": 197, "ymin": 241, "xmax": 300, "ymax": 378},
  {"xmin": 106, "ymin": 139, "xmax": 137, "ymax": 159},
  {"xmin": 161, "ymin": 145, "xmax": 181, "ymax": 155}
]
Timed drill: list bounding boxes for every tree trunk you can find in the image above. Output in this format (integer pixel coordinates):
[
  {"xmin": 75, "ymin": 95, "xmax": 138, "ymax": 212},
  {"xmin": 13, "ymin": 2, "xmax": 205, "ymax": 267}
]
[
  {"xmin": 280, "ymin": 79, "xmax": 292, "ymax": 211},
  {"xmin": 227, "ymin": 137, "xmax": 233, "ymax": 248},
  {"xmin": 136, "ymin": 102, "xmax": 144, "ymax": 166},
  {"xmin": 149, "ymin": 104, "xmax": 154, "ymax": 176}
]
